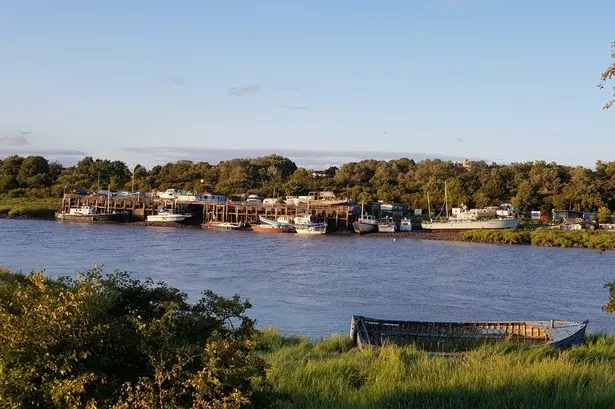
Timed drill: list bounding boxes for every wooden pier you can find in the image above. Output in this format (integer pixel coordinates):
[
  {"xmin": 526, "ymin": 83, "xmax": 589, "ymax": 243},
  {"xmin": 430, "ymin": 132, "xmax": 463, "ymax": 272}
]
[{"xmin": 60, "ymin": 195, "xmax": 356, "ymax": 229}]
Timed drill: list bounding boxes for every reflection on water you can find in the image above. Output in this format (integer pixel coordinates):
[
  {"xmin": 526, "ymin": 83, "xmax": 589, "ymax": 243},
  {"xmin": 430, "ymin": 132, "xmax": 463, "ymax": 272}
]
[{"xmin": 1, "ymin": 219, "xmax": 614, "ymax": 337}]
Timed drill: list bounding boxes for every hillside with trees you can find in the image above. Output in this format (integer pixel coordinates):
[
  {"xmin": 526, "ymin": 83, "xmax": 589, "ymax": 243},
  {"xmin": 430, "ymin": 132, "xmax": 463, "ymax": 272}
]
[{"xmin": 2, "ymin": 154, "xmax": 615, "ymax": 216}]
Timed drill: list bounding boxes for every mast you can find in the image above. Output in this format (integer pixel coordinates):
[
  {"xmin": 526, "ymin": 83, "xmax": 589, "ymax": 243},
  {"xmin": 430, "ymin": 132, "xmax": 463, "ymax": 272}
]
[
  {"xmin": 427, "ymin": 192, "xmax": 432, "ymax": 222},
  {"xmin": 444, "ymin": 181, "xmax": 449, "ymax": 217},
  {"xmin": 106, "ymin": 179, "xmax": 110, "ymax": 213}
]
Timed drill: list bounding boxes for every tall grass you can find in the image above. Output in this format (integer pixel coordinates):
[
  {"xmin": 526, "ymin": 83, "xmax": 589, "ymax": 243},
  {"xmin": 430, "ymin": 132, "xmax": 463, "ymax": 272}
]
[
  {"xmin": 0, "ymin": 197, "xmax": 60, "ymax": 219},
  {"xmin": 530, "ymin": 229, "xmax": 615, "ymax": 250},
  {"xmin": 461, "ymin": 228, "xmax": 615, "ymax": 250},
  {"xmin": 259, "ymin": 329, "xmax": 615, "ymax": 409},
  {"xmin": 461, "ymin": 230, "xmax": 531, "ymax": 244}
]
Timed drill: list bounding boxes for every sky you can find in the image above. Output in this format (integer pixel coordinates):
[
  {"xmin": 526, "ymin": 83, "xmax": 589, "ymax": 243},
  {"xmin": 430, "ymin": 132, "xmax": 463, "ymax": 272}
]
[{"xmin": 0, "ymin": 0, "xmax": 613, "ymax": 169}]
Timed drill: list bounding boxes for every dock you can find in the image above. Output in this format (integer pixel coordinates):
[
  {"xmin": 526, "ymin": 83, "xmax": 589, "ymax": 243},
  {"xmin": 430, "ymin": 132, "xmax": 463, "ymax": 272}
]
[{"xmin": 60, "ymin": 195, "xmax": 356, "ymax": 229}]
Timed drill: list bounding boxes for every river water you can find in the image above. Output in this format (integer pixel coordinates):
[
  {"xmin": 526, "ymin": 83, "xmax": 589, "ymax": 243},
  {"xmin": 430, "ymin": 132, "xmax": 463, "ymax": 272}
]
[{"xmin": 1, "ymin": 219, "xmax": 614, "ymax": 337}]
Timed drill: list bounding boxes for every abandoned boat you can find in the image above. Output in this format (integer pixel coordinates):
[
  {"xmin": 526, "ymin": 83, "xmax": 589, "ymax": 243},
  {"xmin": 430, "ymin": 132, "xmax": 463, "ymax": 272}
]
[{"xmin": 350, "ymin": 315, "xmax": 588, "ymax": 349}]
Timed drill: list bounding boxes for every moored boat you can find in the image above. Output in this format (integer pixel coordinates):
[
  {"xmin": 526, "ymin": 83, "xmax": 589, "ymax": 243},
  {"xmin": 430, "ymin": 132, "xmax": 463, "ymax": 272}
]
[
  {"xmin": 422, "ymin": 182, "xmax": 520, "ymax": 231},
  {"xmin": 352, "ymin": 203, "xmax": 378, "ymax": 235},
  {"xmin": 399, "ymin": 217, "xmax": 413, "ymax": 231},
  {"xmin": 293, "ymin": 215, "xmax": 327, "ymax": 235},
  {"xmin": 202, "ymin": 221, "xmax": 244, "ymax": 230},
  {"xmin": 251, "ymin": 216, "xmax": 295, "ymax": 233},
  {"xmin": 377, "ymin": 216, "xmax": 397, "ymax": 233},
  {"xmin": 55, "ymin": 205, "xmax": 130, "ymax": 223},
  {"xmin": 147, "ymin": 208, "xmax": 190, "ymax": 222},
  {"xmin": 350, "ymin": 315, "xmax": 588, "ymax": 350}
]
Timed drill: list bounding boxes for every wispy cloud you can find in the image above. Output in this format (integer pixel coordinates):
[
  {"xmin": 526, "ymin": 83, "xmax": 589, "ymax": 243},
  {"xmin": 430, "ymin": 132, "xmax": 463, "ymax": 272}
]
[
  {"xmin": 0, "ymin": 134, "xmax": 31, "ymax": 146},
  {"xmin": 0, "ymin": 147, "xmax": 87, "ymax": 158},
  {"xmin": 228, "ymin": 85, "xmax": 260, "ymax": 96},
  {"xmin": 122, "ymin": 146, "xmax": 468, "ymax": 169},
  {"xmin": 169, "ymin": 76, "xmax": 184, "ymax": 86},
  {"xmin": 284, "ymin": 105, "xmax": 309, "ymax": 111}
]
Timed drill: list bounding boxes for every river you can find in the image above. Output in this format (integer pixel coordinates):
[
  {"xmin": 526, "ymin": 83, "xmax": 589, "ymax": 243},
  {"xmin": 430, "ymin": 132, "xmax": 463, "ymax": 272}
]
[{"xmin": 1, "ymin": 219, "xmax": 614, "ymax": 337}]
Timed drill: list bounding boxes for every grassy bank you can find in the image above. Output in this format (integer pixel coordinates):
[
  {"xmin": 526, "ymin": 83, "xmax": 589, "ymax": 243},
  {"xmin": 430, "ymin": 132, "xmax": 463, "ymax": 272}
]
[
  {"xmin": 460, "ymin": 229, "xmax": 531, "ymax": 244},
  {"xmin": 0, "ymin": 197, "xmax": 61, "ymax": 219},
  {"xmin": 461, "ymin": 228, "xmax": 615, "ymax": 250},
  {"xmin": 258, "ymin": 329, "xmax": 615, "ymax": 409}
]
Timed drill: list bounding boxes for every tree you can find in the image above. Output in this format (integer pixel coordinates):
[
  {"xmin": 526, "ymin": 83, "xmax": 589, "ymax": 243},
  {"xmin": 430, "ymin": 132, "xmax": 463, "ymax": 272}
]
[
  {"xmin": 599, "ymin": 42, "xmax": 615, "ymax": 110},
  {"xmin": 597, "ymin": 206, "xmax": 612, "ymax": 224}
]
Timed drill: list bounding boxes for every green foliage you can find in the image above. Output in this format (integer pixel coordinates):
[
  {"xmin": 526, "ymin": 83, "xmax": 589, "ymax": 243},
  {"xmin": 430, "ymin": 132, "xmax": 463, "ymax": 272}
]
[
  {"xmin": 261, "ymin": 333, "xmax": 615, "ymax": 409},
  {"xmin": 0, "ymin": 197, "xmax": 61, "ymax": 218},
  {"xmin": 530, "ymin": 229, "xmax": 615, "ymax": 250},
  {"xmin": 3, "ymin": 153, "xmax": 615, "ymax": 216},
  {"xmin": 461, "ymin": 230, "xmax": 531, "ymax": 245},
  {"xmin": 604, "ymin": 282, "xmax": 615, "ymax": 314},
  {"xmin": 597, "ymin": 206, "xmax": 612, "ymax": 224},
  {"xmin": 599, "ymin": 41, "xmax": 615, "ymax": 110},
  {"xmin": 0, "ymin": 268, "xmax": 268, "ymax": 408}
]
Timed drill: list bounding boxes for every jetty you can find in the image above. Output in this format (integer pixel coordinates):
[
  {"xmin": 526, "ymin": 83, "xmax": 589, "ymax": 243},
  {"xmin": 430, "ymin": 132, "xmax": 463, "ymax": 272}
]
[{"xmin": 60, "ymin": 194, "xmax": 356, "ymax": 229}]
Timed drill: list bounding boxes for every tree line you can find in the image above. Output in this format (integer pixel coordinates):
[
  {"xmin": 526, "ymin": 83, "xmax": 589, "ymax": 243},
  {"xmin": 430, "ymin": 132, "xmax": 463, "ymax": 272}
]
[{"xmin": 2, "ymin": 153, "xmax": 615, "ymax": 214}]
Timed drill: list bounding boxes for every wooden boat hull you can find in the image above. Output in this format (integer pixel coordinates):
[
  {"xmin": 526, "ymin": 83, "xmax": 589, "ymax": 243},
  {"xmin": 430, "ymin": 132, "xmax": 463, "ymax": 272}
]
[
  {"xmin": 251, "ymin": 224, "xmax": 294, "ymax": 233},
  {"xmin": 55, "ymin": 212, "xmax": 130, "ymax": 223},
  {"xmin": 350, "ymin": 315, "xmax": 588, "ymax": 350},
  {"xmin": 352, "ymin": 222, "xmax": 378, "ymax": 235},
  {"xmin": 202, "ymin": 222, "xmax": 244, "ymax": 230}
]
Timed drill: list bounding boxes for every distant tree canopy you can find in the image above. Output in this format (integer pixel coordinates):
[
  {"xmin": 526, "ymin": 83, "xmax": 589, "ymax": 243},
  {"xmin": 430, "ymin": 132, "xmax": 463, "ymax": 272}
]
[
  {"xmin": 600, "ymin": 41, "xmax": 615, "ymax": 110},
  {"xmin": 2, "ymin": 153, "xmax": 615, "ymax": 214}
]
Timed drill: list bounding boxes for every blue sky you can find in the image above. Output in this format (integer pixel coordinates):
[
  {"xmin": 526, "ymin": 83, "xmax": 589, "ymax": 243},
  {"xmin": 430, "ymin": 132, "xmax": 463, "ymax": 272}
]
[{"xmin": 0, "ymin": 0, "xmax": 613, "ymax": 169}]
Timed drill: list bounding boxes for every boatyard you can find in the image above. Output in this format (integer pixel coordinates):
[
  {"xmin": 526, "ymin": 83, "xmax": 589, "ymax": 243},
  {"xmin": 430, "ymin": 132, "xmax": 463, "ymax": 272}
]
[{"xmin": 59, "ymin": 193, "xmax": 357, "ymax": 230}]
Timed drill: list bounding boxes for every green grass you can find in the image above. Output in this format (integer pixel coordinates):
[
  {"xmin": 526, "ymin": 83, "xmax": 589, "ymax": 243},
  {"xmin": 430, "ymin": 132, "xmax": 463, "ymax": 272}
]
[
  {"xmin": 461, "ymin": 230, "xmax": 531, "ymax": 244},
  {"xmin": 0, "ymin": 197, "xmax": 61, "ymax": 219},
  {"xmin": 461, "ymin": 228, "xmax": 615, "ymax": 250},
  {"xmin": 258, "ymin": 329, "xmax": 615, "ymax": 409},
  {"xmin": 530, "ymin": 229, "xmax": 615, "ymax": 250}
]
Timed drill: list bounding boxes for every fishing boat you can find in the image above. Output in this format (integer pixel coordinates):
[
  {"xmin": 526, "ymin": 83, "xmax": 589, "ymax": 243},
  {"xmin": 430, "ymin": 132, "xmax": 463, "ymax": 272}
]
[
  {"xmin": 293, "ymin": 215, "xmax": 327, "ymax": 235},
  {"xmin": 201, "ymin": 221, "xmax": 244, "ymax": 230},
  {"xmin": 421, "ymin": 182, "xmax": 520, "ymax": 231},
  {"xmin": 55, "ymin": 205, "xmax": 130, "ymax": 223},
  {"xmin": 399, "ymin": 217, "xmax": 413, "ymax": 231},
  {"xmin": 147, "ymin": 208, "xmax": 190, "ymax": 222},
  {"xmin": 350, "ymin": 315, "xmax": 588, "ymax": 350},
  {"xmin": 377, "ymin": 216, "xmax": 397, "ymax": 233},
  {"xmin": 251, "ymin": 216, "xmax": 295, "ymax": 233},
  {"xmin": 352, "ymin": 203, "xmax": 378, "ymax": 235}
]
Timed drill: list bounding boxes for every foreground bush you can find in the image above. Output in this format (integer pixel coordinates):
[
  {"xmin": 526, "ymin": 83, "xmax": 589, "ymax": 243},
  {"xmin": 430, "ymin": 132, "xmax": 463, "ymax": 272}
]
[
  {"xmin": 259, "ymin": 330, "xmax": 615, "ymax": 409},
  {"xmin": 0, "ymin": 268, "xmax": 268, "ymax": 408}
]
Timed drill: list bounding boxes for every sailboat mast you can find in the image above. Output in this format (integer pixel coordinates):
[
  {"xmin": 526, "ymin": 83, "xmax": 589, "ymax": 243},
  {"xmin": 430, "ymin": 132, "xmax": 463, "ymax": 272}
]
[
  {"xmin": 106, "ymin": 179, "xmax": 110, "ymax": 213},
  {"xmin": 444, "ymin": 181, "xmax": 449, "ymax": 217},
  {"xmin": 427, "ymin": 192, "xmax": 432, "ymax": 222}
]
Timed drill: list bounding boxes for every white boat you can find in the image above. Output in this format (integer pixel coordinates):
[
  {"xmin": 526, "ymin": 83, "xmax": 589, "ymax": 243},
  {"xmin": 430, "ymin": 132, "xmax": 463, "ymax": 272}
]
[
  {"xmin": 421, "ymin": 182, "xmax": 520, "ymax": 231},
  {"xmin": 147, "ymin": 208, "xmax": 190, "ymax": 222},
  {"xmin": 293, "ymin": 215, "xmax": 327, "ymax": 235},
  {"xmin": 377, "ymin": 216, "xmax": 397, "ymax": 233},
  {"xmin": 352, "ymin": 204, "xmax": 379, "ymax": 235},
  {"xmin": 399, "ymin": 217, "xmax": 413, "ymax": 231}
]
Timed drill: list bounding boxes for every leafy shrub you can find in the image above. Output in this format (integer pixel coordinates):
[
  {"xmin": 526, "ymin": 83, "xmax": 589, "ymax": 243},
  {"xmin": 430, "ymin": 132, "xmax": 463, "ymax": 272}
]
[{"xmin": 0, "ymin": 268, "xmax": 269, "ymax": 408}]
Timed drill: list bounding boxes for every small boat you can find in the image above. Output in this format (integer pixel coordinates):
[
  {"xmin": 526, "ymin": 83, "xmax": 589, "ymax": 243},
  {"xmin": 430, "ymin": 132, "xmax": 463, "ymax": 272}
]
[
  {"xmin": 55, "ymin": 205, "xmax": 130, "ymax": 223},
  {"xmin": 399, "ymin": 217, "xmax": 413, "ymax": 232},
  {"xmin": 251, "ymin": 216, "xmax": 294, "ymax": 233},
  {"xmin": 293, "ymin": 215, "xmax": 327, "ymax": 235},
  {"xmin": 352, "ymin": 203, "xmax": 378, "ymax": 235},
  {"xmin": 202, "ymin": 221, "xmax": 244, "ymax": 230},
  {"xmin": 147, "ymin": 208, "xmax": 190, "ymax": 222},
  {"xmin": 377, "ymin": 216, "xmax": 397, "ymax": 233},
  {"xmin": 350, "ymin": 315, "xmax": 588, "ymax": 350}
]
